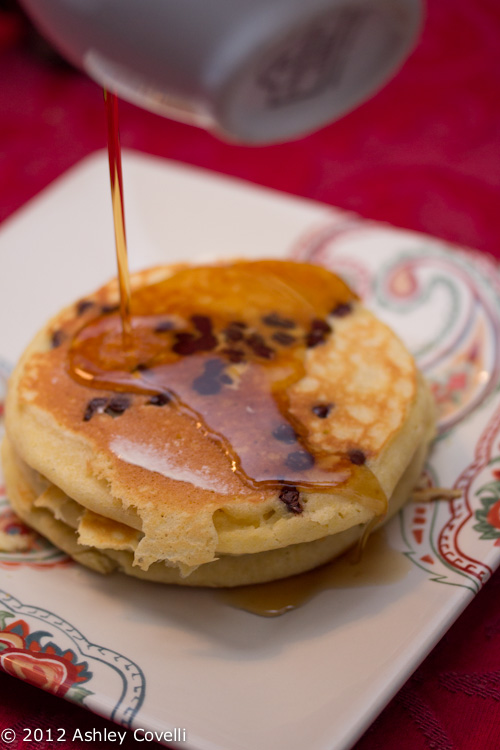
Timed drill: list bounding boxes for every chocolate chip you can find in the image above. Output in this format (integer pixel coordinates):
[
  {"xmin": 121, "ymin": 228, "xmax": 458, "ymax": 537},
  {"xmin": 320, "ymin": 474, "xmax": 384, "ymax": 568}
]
[
  {"xmin": 348, "ymin": 449, "xmax": 366, "ymax": 465},
  {"xmin": 279, "ymin": 486, "xmax": 303, "ymax": 514},
  {"xmin": 173, "ymin": 316, "xmax": 217, "ymax": 354},
  {"xmin": 306, "ymin": 318, "xmax": 332, "ymax": 348},
  {"xmin": 172, "ymin": 332, "xmax": 199, "ymax": 355},
  {"xmin": 262, "ymin": 312, "xmax": 296, "ymax": 329},
  {"xmin": 223, "ymin": 323, "xmax": 245, "ymax": 343},
  {"xmin": 76, "ymin": 300, "xmax": 94, "ymax": 315},
  {"xmin": 148, "ymin": 393, "xmax": 171, "ymax": 406},
  {"xmin": 272, "ymin": 331, "xmax": 295, "ymax": 346},
  {"xmin": 312, "ymin": 403, "xmax": 334, "ymax": 419},
  {"xmin": 272, "ymin": 424, "xmax": 297, "ymax": 444},
  {"xmin": 192, "ymin": 359, "xmax": 231, "ymax": 395},
  {"xmin": 101, "ymin": 304, "xmax": 119, "ymax": 315},
  {"xmin": 104, "ymin": 395, "xmax": 131, "ymax": 416},
  {"xmin": 155, "ymin": 320, "xmax": 174, "ymax": 332},
  {"xmin": 221, "ymin": 348, "xmax": 246, "ymax": 363},
  {"xmin": 196, "ymin": 332, "xmax": 218, "ymax": 351},
  {"xmin": 331, "ymin": 302, "xmax": 352, "ymax": 317},
  {"xmin": 51, "ymin": 330, "xmax": 65, "ymax": 348},
  {"xmin": 173, "ymin": 331, "xmax": 217, "ymax": 354},
  {"xmin": 311, "ymin": 319, "xmax": 331, "ymax": 333},
  {"xmin": 204, "ymin": 359, "xmax": 225, "ymax": 376},
  {"xmin": 83, "ymin": 397, "xmax": 109, "ymax": 422},
  {"xmin": 306, "ymin": 330, "xmax": 325, "ymax": 348},
  {"xmin": 192, "ymin": 374, "xmax": 221, "ymax": 395},
  {"xmin": 191, "ymin": 315, "xmax": 212, "ymax": 335},
  {"xmin": 135, "ymin": 363, "xmax": 149, "ymax": 372},
  {"xmin": 285, "ymin": 450, "xmax": 315, "ymax": 471},
  {"xmin": 246, "ymin": 333, "xmax": 274, "ymax": 359}
]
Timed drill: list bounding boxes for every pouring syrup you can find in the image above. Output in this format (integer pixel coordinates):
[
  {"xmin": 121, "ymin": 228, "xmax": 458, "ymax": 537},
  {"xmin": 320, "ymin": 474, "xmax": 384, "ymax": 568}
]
[{"xmin": 104, "ymin": 90, "xmax": 132, "ymax": 343}]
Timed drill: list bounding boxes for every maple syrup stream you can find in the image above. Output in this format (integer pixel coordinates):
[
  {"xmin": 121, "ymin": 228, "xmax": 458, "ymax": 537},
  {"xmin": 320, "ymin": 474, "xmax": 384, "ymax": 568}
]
[{"xmin": 104, "ymin": 90, "xmax": 132, "ymax": 343}]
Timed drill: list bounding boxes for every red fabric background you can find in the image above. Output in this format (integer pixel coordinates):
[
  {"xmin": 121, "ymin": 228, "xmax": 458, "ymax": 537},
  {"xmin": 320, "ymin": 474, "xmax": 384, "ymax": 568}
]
[{"xmin": 1, "ymin": 1, "xmax": 500, "ymax": 748}]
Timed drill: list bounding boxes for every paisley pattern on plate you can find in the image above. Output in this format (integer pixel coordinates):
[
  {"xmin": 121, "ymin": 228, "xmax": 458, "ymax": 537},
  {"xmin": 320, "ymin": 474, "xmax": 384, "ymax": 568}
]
[
  {"xmin": 294, "ymin": 218, "xmax": 500, "ymax": 591},
  {"xmin": 0, "ymin": 359, "xmax": 69, "ymax": 568},
  {"xmin": 0, "ymin": 494, "xmax": 70, "ymax": 569},
  {"xmin": 401, "ymin": 406, "xmax": 500, "ymax": 593},
  {"xmin": 0, "ymin": 608, "xmax": 93, "ymax": 703},
  {"xmin": 0, "ymin": 591, "xmax": 146, "ymax": 727},
  {"xmin": 0, "ymin": 362, "xmax": 147, "ymax": 724}
]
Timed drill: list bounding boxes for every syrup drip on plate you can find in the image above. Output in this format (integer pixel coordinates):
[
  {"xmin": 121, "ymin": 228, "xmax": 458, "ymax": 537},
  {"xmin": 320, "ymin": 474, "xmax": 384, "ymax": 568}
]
[{"xmin": 218, "ymin": 530, "xmax": 412, "ymax": 617}]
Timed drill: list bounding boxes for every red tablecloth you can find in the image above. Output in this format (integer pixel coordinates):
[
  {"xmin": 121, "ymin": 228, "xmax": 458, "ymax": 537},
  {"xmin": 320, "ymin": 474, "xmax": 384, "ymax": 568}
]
[{"xmin": 1, "ymin": 1, "xmax": 500, "ymax": 748}]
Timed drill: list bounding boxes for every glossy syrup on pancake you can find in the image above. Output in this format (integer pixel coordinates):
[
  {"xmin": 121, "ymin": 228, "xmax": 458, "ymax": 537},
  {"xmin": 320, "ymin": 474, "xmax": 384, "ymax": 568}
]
[
  {"xmin": 66, "ymin": 260, "xmax": 387, "ymax": 517},
  {"xmin": 49, "ymin": 93, "xmax": 391, "ymax": 608}
]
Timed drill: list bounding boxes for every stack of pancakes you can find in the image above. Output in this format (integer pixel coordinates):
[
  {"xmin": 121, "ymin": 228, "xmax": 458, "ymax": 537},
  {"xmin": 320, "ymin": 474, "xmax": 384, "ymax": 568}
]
[{"xmin": 2, "ymin": 261, "xmax": 435, "ymax": 586}]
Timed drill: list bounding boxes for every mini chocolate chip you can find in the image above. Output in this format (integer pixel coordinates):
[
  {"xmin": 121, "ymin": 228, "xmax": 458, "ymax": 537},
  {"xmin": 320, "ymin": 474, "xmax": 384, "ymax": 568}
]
[
  {"xmin": 51, "ymin": 330, "xmax": 65, "ymax": 348},
  {"xmin": 191, "ymin": 315, "xmax": 213, "ymax": 335},
  {"xmin": 173, "ymin": 324, "xmax": 217, "ymax": 354},
  {"xmin": 105, "ymin": 395, "xmax": 131, "ymax": 416},
  {"xmin": 279, "ymin": 486, "xmax": 303, "ymax": 514},
  {"xmin": 306, "ymin": 318, "xmax": 332, "ymax": 348},
  {"xmin": 221, "ymin": 348, "xmax": 246, "ymax": 363},
  {"xmin": 262, "ymin": 312, "xmax": 296, "ymax": 329},
  {"xmin": 348, "ymin": 449, "xmax": 366, "ymax": 465},
  {"xmin": 306, "ymin": 330, "xmax": 325, "ymax": 347},
  {"xmin": 155, "ymin": 320, "xmax": 174, "ymax": 332},
  {"xmin": 331, "ymin": 302, "xmax": 352, "ymax": 317},
  {"xmin": 192, "ymin": 359, "xmax": 229, "ymax": 395},
  {"xmin": 272, "ymin": 424, "xmax": 297, "ymax": 444},
  {"xmin": 312, "ymin": 318, "xmax": 331, "ymax": 333},
  {"xmin": 223, "ymin": 323, "xmax": 245, "ymax": 343},
  {"xmin": 225, "ymin": 329, "xmax": 244, "ymax": 343},
  {"xmin": 135, "ymin": 363, "xmax": 149, "ymax": 372},
  {"xmin": 272, "ymin": 331, "xmax": 295, "ymax": 346},
  {"xmin": 83, "ymin": 397, "xmax": 109, "ymax": 422},
  {"xmin": 172, "ymin": 332, "xmax": 198, "ymax": 355},
  {"xmin": 246, "ymin": 333, "xmax": 274, "ymax": 359},
  {"xmin": 204, "ymin": 359, "xmax": 225, "ymax": 376},
  {"xmin": 148, "ymin": 393, "xmax": 171, "ymax": 406},
  {"xmin": 285, "ymin": 450, "xmax": 315, "ymax": 471},
  {"xmin": 312, "ymin": 403, "xmax": 334, "ymax": 419},
  {"xmin": 101, "ymin": 304, "xmax": 119, "ymax": 315},
  {"xmin": 76, "ymin": 300, "xmax": 94, "ymax": 315},
  {"xmin": 192, "ymin": 375, "xmax": 221, "ymax": 395},
  {"xmin": 197, "ymin": 333, "xmax": 218, "ymax": 350}
]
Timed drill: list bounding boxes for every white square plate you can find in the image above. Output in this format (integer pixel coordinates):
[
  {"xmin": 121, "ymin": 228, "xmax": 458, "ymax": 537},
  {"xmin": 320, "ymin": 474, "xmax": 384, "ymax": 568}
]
[{"xmin": 1, "ymin": 151, "xmax": 499, "ymax": 750}]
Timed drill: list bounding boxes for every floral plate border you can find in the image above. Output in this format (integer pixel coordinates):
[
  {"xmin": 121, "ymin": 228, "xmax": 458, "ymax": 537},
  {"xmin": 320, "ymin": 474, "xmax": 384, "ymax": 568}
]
[{"xmin": 294, "ymin": 216, "xmax": 500, "ymax": 594}]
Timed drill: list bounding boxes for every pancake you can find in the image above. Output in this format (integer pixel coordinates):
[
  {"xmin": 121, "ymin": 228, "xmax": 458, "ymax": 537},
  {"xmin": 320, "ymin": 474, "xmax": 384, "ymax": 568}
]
[{"xmin": 2, "ymin": 260, "xmax": 435, "ymax": 586}]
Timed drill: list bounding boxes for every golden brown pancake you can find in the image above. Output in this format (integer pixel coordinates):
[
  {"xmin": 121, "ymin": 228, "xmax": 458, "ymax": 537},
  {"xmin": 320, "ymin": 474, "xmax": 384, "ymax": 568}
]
[{"xmin": 2, "ymin": 260, "xmax": 435, "ymax": 586}]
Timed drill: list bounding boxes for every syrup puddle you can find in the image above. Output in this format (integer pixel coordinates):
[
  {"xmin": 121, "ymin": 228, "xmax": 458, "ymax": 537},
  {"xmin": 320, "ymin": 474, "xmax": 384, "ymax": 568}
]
[{"xmin": 218, "ymin": 530, "xmax": 411, "ymax": 617}]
